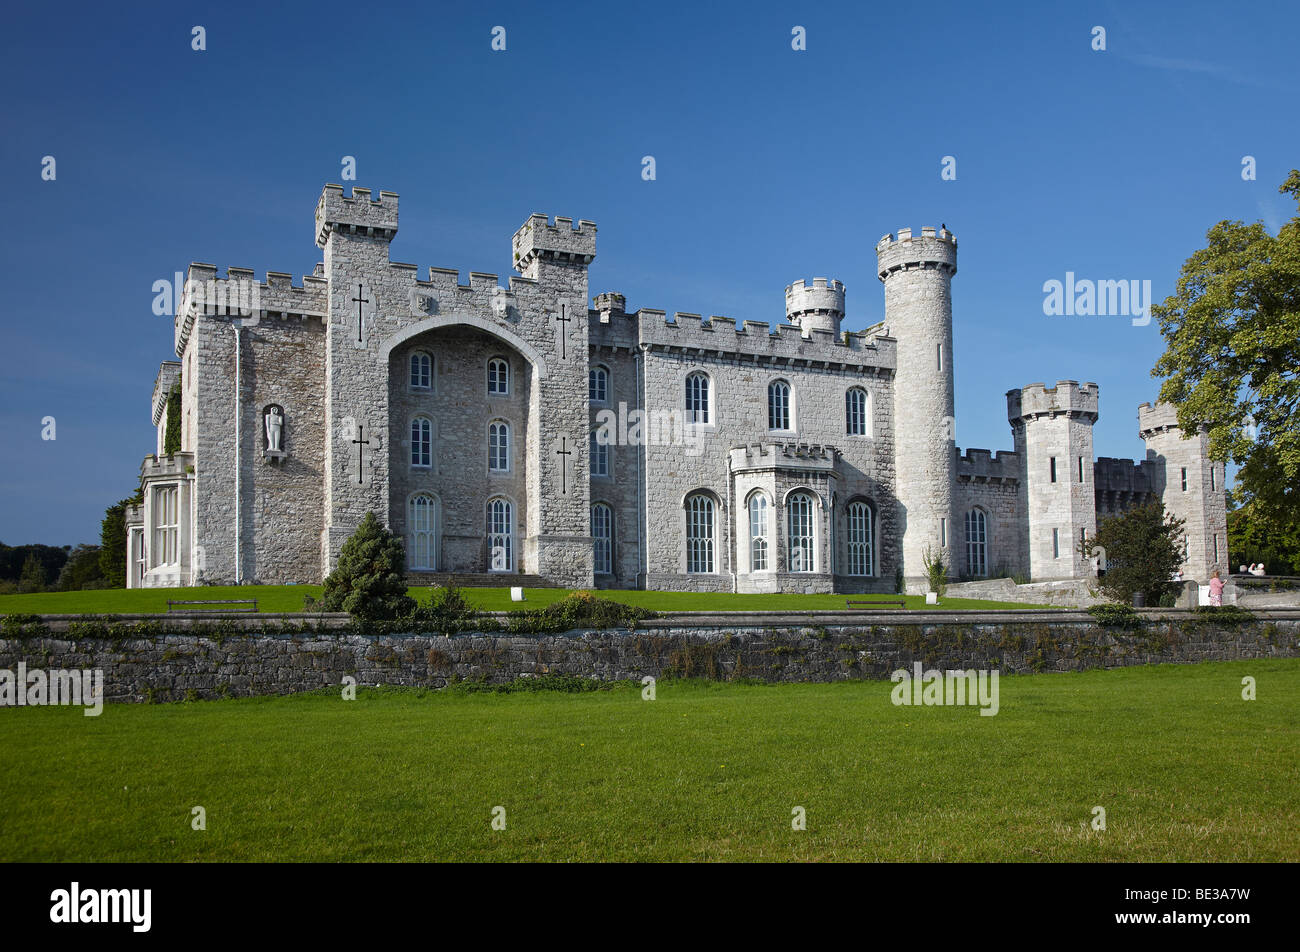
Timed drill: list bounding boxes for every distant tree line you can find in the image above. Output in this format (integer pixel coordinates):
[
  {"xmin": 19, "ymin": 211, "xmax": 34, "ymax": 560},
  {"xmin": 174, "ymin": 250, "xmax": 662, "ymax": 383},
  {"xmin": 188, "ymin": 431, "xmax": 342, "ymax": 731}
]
[{"xmin": 0, "ymin": 542, "xmax": 109, "ymax": 594}]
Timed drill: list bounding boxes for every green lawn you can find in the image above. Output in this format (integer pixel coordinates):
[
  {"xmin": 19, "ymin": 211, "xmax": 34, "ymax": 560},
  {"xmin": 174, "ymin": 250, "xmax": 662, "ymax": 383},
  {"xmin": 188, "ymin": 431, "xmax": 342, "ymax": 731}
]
[
  {"xmin": 1, "ymin": 660, "xmax": 1294, "ymax": 861},
  {"xmin": 0, "ymin": 585, "xmax": 1044, "ymax": 615}
]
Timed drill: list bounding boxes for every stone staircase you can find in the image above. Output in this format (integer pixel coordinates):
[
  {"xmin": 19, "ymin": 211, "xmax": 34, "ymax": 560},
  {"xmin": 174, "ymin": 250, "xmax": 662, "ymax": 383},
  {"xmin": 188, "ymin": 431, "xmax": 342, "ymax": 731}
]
[{"xmin": 404, "ymin": 572, "xmax": 551, "ymax": 589}]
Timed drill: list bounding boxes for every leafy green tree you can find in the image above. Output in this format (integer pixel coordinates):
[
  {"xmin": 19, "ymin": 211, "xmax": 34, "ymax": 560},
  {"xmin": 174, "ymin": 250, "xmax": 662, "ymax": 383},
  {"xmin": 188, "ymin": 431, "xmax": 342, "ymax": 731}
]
[
  {"xmin": 98, "ymin": 490, "xmax": 140, "ymax": 588},
  {"xmin": 1227, "ymin": 496, "xmax": 1300, "ymax": 575},
  {"xmin": 57, "ymin": 544, "xmax": 108, "ymax": 591},
  {"xmin": 321, "ymin": 512, "xmax": 415, "ymax": 620},
  {"xmin": 921, "ymin": 545, "xmax": 947, "ymax": 597},
  {"xmin": 1081, "ymin": 501, "xmax": 1186, "ymax": 605},
  {"xmin": 18, "ymin": 553, "xmax": 47, "ymax": 593},
  {"xmin": 1150, "ymin": 169, "xmax": 1300, "ymax": 540}
]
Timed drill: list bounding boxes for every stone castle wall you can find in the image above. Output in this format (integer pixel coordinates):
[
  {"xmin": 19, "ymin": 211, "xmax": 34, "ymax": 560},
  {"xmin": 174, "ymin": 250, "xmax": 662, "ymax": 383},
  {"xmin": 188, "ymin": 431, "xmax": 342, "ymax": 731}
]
[
  {"xmin": 3, "ymin": 616, "xmax": 1294, "ymax": 703},
  {"xmin": 137, "ymin": 186, "xmax": 1231, "ymax": 594}
]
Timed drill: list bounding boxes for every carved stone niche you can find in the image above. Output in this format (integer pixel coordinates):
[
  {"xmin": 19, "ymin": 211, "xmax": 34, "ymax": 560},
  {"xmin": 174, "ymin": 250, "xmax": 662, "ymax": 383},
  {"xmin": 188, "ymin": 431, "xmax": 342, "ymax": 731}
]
[{"xmin": 263, "ymin": 404, "xmax": 288, "ymax": 462}]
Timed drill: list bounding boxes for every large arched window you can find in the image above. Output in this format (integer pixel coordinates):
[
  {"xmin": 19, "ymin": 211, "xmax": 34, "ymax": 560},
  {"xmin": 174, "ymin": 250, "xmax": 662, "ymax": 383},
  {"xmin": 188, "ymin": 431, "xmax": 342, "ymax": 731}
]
[
  {"xmin": 846, "ymin": 387, "xmax": 869, "ymax": 436},
  {"xmin": 686, "ymin": 493, "xmax": 715, "ymax": 574},
  {"xmin": 965, "ymin": 508, "xmax": 988, "ymax": 578},
  {"xmin": 748, "ymin": 492, "xmax": 770, "ymax": 572},
  {"xmin": 768, "ymin": 380, "xmax": 792, "ymax": 431},
  {"xmin": 408, "ymin": 494, "xmax": 440, "ymax": 570},
  {"xmin": 787, "ymin": 491, "xmax": 815, "ymax": 572},
  {"xmin": 846, "ymin": 501, "xmax": 874, "ymax": 577},
  {"xmin": 590, "ymin": 428, "xmax": 609, "ymax": 477},
  {"xmin": 591, "ymin": 503, "xmax": 613, "ymax": 575},
  {"xmin": 487, "ymin": 498, "xmax": 514, "ymax": 572},
  {"xmin": 487, "ymin": 357, "xmax": 510, "ymax": 396},
  {"xmin": 410, "ymin": 417, "xmax": 432, "ymax": 468},
  {"xmin": 589, "ymin": 365, "xmax": 609, "ymax": 403},
  {"xmin": 410, "ymin": 351, "xmax": 433, "ymax": 390},
  {"xmin": 488, "ymin": 421, "xmax": 510, "ymax": 473},
  {"xmin": 685, "ymin": 372, "xmax": 711, "ymax": 424}
]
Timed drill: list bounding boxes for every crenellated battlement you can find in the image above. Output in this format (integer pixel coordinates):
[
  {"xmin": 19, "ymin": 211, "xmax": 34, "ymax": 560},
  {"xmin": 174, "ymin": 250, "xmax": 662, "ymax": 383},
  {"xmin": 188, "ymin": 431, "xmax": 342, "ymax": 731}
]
[
  {"xmin": 315, "ymin": 184, "xmax": 399, "ymax": 248},
  {"xmin": 1007, "ymin": 380, "xmax": 1100, "ymax": 425},
  {"xmin": 785, "ymin": 278, "xmax": 846, "ymax": 315},
  {"xmin": 956, "ymin": 447, "xmax": 1020, "ymax": 483},
  {"xmin": 637, "ymin": 308, "xmax": 894, "ymax": 369},
  {"xmin": 593, "ymin": 292, "xmax": 626, "ymax": 318},
  {"xmin": 174, "ymin": 263, "xmax": 328, "ymax": 355},
  {"xmin": 1137, "ymin": 401, "xmax": 1196, "ymax": 440},
  {"xmin": 875, "ymin": 226, "xmax": 957, "ymax": 280},
  {"xmin": 729, "ymin": 441, "xmax": 839, "ymax": 474},
  {"xmin": 1094, "ymin": 456, "xmax": 1161, "ymax": 494},
  {"xmin": 512, "ymin": 213, "xmax": 597, "ymax": 271}
]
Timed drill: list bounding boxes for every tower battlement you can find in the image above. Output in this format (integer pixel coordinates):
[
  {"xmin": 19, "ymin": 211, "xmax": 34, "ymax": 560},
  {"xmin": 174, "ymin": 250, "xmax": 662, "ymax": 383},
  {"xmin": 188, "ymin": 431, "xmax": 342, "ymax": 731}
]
[
  {"xmin": 315, "ymin": 185, "xmax": 399, "ymax": 248},
  {"xmin": 1137, "ymin": 401, "xmax": 1193, "ymax": 439},
  {"xmin": 875, "ymin": 226, "xmax": 957, "ymax": 280},
  {"xmin": 1094, "ymin": 456, "xmax": 1161, "ymax": 494},
  {"xmin": 956, "ymin": 447, "xmax": 1020, "ymax": 482},
  {"xmin": 638, "ymin": 309, "xmax": 893, "ymax": 368},
  {"xmin": 512, "ymin": 213, "xmax": 597, "ymax": 271},
  {"xmin": 785, "ymin": 278, "xmax": 846, "ymax": 338},
  {"xmin": 175, "ymin": 263, "xmax": 328, "ymax": 355},
  {"xmin": 1007, "ymin": 380, "xmax": 1100, "ymax": 424},
  {"xmin": 729, "ymin": 441, "xmax": 839, "ymax": 474}
]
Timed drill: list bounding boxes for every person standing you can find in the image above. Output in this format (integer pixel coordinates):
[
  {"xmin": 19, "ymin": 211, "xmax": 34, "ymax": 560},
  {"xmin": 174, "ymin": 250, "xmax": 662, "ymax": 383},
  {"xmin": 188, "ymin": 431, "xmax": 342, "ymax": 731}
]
[{"xmin": 1209, "ymin": 570, "xmax": 1225, "ymax": 607}]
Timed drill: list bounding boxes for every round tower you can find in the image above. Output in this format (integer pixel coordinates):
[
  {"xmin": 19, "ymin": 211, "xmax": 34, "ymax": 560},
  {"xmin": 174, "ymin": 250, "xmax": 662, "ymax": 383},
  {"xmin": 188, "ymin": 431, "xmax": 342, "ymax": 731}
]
[
  {"xmin": 876, "ymin": 226, "xmax": 958, "ymax": 591},
  {"xmin": 785, "ymin": 278, "xmax": 845, "ymax": 338}
]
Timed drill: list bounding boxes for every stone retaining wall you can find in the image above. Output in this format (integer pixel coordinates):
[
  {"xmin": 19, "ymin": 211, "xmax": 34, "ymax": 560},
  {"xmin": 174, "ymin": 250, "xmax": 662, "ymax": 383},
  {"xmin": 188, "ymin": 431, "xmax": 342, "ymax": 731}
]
[{"xmin": 2, "ymin": 615, "xmax": 1296, "ymax": 703}]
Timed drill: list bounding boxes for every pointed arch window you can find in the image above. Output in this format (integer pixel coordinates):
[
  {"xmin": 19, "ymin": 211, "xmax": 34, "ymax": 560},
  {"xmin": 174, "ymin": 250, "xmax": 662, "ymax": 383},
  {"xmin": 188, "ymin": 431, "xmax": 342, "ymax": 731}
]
[
  {"xmin": 787, "ymin": 491, "xmax": 815, "ymax": 572},
  {"xmin": 846, "ymin": 387, "xmax": 869, "ymax": 436},
  {"xmin": 410, "ymin": 351, "xmax": 433, "ymax": 390},
  {"xmin": 487, "ymin": 357, "xmax": 510, "ymax": 396},
  {"xmin": 589, "ymin": 365, "xmax": 609, "ymax": 403},
  {"xmin": 965, "ymin": 509, "xmax": 988, "ymax": 578},
  {"xmin": 686, "ymin": 372, "xmax": 711, "ymax": 424},
  {"xmin": 409, "ymin": 494, "xmax": 439, "ymax": 570},
  {"xmin": 846, "ymin": 502, "xmax": 874, "ymax": 576},
  {"xmin": 410, "ymin": 417, "xmax": 432, "ymax": 468},
  {"xmin": 488, "ymin": 421, "xmax": 510, "ymax": 473},
  {"xmin": 768, "ymin": 380, "xmax": 792, "ymax": 431},
  {"xmin": 488, "ymin": 498, "xmax": 514, "ymax": 572},
  {"xmin": 748, "ymin": 493, "xmax": 770, "ymax": 572},
  {"xmin": 592, "ymin": 504, "xmax": 613, "ymax": 575},
  {"xmin": 686, "ymin": 493, "xmax": 715, "ymax": 574}
]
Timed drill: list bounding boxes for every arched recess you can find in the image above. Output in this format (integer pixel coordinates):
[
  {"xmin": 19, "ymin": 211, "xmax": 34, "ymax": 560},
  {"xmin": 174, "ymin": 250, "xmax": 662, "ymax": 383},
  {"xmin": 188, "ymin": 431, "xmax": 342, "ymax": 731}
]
[{"xmin": 379, "ymin": 315, "xmax": 549, "ymax": 379}]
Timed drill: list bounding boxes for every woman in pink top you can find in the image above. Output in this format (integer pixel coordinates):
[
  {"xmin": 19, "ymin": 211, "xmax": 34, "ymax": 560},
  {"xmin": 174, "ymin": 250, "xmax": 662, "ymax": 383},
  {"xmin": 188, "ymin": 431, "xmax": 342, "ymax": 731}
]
[{"xmin": 1208, "ymin": 570, "xmax": 1225, "ymax": 607}]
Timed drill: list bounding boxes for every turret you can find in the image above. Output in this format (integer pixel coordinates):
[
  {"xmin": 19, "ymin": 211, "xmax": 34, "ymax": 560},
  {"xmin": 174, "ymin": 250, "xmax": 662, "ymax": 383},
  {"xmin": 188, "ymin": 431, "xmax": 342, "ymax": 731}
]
[
  {"xmin": 877, "ymin": 226, "xmax": 958, "ymax": 591},
  {"xmin": 1138, "ymin": 402, "xmax": 1228, "ymax": 581},
  {"xmin": 315, "ymin": 184, "xmax": 398, "ymax": 249},
  {"xmin": 1007, "ymin": 381, "xmax": 1099, "ymax": 580},
  {"xmin": 785, "ymin": 278, "xmax": 845, "ymax": 338}
]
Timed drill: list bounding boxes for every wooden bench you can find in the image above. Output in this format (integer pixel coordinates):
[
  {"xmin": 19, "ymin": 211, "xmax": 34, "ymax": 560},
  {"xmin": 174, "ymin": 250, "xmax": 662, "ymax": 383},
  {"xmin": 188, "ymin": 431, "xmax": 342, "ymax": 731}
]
[
  {"xmin": 846, "ymin": 599, "xmax": 906, "ymax": 609},
  {"xmin": 166, "ymin": 599, "xmax": 258, "ymax": 614}
]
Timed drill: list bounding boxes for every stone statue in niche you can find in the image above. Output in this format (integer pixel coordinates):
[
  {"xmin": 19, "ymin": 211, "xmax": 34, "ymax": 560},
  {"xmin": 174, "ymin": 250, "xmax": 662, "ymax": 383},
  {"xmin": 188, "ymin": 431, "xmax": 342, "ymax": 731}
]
[{"xmin": 264, "ymin": 405, "xmax": 286, "ymax": 457}]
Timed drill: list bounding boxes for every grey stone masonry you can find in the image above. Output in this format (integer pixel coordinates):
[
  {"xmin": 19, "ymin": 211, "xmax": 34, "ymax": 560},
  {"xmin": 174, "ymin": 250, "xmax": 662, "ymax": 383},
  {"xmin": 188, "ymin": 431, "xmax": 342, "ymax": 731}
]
[
  {"xmin": 877, "ymin": 227, "xmax": 958, "ymax": 591},
  {"xmin": 3, "ymin": 614, "xmax": 1294, "ymax": 702},
  {"xmin": 126, "ymin": 185, "xmax": 1232, "ymax": 593}
]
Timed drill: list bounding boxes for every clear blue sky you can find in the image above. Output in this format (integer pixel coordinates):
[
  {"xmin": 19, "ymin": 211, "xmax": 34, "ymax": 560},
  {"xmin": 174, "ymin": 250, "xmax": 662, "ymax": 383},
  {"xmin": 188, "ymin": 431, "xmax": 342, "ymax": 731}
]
[{"xmin": 2, "ymin": 0, "xmax": 1297, "ymax": 546}]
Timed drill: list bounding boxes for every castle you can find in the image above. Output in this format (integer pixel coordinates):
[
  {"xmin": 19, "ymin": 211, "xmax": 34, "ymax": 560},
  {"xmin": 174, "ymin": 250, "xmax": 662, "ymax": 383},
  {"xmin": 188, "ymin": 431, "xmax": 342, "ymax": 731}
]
[{"xmin": 123, "ymin": 185, "xmax": 1229, "ymax": 593}]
